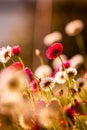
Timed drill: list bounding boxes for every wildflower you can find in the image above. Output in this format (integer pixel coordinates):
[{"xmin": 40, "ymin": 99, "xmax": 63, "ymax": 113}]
[
  {"xmin": 0, "ymin": 68, "xmax": 29, "ymax": 92},
  {"xmin": 65, "ymin": 19, "xmax": 84, "ymax": 36},
  {"xmin": 11, "ymin": 45, "xmax": 21, "ymax": 56},
  {"xmin": 9, "ymin": 62, "xmax": 23, "ymax": 70},
  {"xmin": 52, "ymin": 54, "xmax": 68, "ymax": 69},
  {"xmin": 40, "ymin": 77, "xmax": 55, "ymax": 92},
  {"xmin": 43, "ymin": 31, "xmax": 63, "ymax": 46},
  {"xmin": 46, "ymin": 43, "xmax": 63, "ymax": 60},
  {"xmin": 53, "ymin": 84, "xmax": 68, "ymax": 97},
  {"xmin": 55, "ymin": 71, "xmax": 66, "ymax": 84},
  {"xmin": 0, "ymin": 46, "xmax": 12, "ymax": 63},
  {"xmin": 34, "ymin": 65, "xmax": 52, "ymax": 78},
  {"xmin": 70, "ymin": 54, "xmax": 84, "ymax": 68},
  {"xmin": 64, "ymin": 67, "xmax": 77, "ymax": 79},
  {"xmin": 30, "ymin": 80, "xmax": 38, "ymax": 92},
  {"xmin": 23, "ymin": 67, "xmax": 34, "ymax": 82}
]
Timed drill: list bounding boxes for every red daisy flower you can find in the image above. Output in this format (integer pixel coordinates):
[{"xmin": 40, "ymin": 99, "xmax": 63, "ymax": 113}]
[{"xmin": 46, "ymin": 43, "xmax": 63, "ymax": 60}]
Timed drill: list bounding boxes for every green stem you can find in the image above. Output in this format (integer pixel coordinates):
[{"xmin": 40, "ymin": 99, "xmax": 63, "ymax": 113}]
[
  {"xmin": 75, "ymin": 33, "xmax": 87, "ymax": 68},
  {"xmin": 75, "ymin": 33, "xmax": 86, "ymax": 55},
  {"xmin": 26, "ymin": 88, "xmax": 34, "ymax": 107},
  {"xmin": 39, "ymin": 55, "xmax": 44, "ymax": 65},
  {"xmin": 59, "ymin": 56, "xmax": 66, "ymax": 70}
]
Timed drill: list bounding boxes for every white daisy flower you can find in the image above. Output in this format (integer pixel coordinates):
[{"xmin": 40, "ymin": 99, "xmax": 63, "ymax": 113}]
[
  {"xmin": 64, "ymin": 67, "xmax": 77, "ymax": 79},
  {"xmin": 0, "ymin": 68, "xmax": 29, "ymax": 93},
  {"xmin": 65, "ymin": 19, "xmax": 84, "ymax": 36},
  {"xmin": 43, "ymin": 31, "xmax": 63, "ymax": 46},
  {"xmin": 55, "ymin": 71, "xmax": 67, "ymax": 84},
  {"xmin": 34, "ymin": 65, "xmax": 52, "ymax": 78},
  {"xmin": 0, "ymin": 46, "xmax": 12, "ymax": 63},
  {"xmin": 70, "ymin": 54, "xmax": 84, "ymax": 68},
  {"xmin": 40, "ymin": 77, "xmax": 55, "ymax": 92}
]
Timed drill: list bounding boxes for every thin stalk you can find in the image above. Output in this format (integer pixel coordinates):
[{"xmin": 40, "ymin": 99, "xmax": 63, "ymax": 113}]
[
  {"xmin": 17, "ymin": 56, "xmax": 25, "ymax": 68},
  {"xmin": 75, "ymin": 33, "xmax": 87, "ymax": 68},
  {"xmin": 2, "ymin": 63, "xmax": 6, "ymax": 68},
  {"xmin": 39, "ymin": 54, "xmax": 44, "ymax": 65}
]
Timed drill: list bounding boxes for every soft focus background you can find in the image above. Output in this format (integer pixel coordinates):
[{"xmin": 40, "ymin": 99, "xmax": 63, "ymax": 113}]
[{"xmin": 0, "ymin": 0, "xmax": 87, "ymax": 71}]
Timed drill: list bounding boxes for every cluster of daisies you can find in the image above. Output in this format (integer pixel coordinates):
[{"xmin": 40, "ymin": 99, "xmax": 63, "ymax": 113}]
[{"xmin": 0, "ymin": 19, "xmax": 87, "ymax": 130}]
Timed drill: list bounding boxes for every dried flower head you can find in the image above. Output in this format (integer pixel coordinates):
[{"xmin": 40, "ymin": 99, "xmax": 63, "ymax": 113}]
[
  {"xmin": 65, "ymin": 19, "xmax": 84, "ymax": 36},
  {"xmin": 43, "ymin": 31, "xmax": 63, "ymax": 46},
  {"xmin": 46, "ymin": 43, "xmax": 63, "ymax": 60}
]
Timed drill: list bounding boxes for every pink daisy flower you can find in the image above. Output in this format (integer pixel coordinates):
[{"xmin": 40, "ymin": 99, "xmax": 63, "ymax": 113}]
[
  {"xmin": 10, "ymin": 62, "xmax": 23, "ymax": 70},
  {"xmin": 23, "ymin": 67, "xmax": 34, "ymax": 82},
  {"xmin": 12, "ymin": 45, "xmax": 21, "ymax": 56},
  {"xmin": 46, "ymin": 43, "xmax": 63, "ymax": 60}
]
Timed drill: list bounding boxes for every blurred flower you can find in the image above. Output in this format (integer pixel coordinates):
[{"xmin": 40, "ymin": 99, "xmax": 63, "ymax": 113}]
[
  {"xmin": 37, "ymin": 104, "xmax": 58, "ymax": 128},
  {"xmin": 0, "ymin": 46, "xmax": 12, "ymax": 63},
  {"xmin": 0, "ymin": 68, "xmax": 29, "ymax": 93},
  {"xmin": 40, "ymin": 77, "xmax": 55, "ymax": 92},
  {"xmin": 53, "ymin": 84, "xmax": 68, "ymax": 97},
  {"xmin": 19, "ymin": 106, "xmax": 38, "ymax": 130},
  {"xmin": 65, "ymin": 19, "xmax": 84, "ymax": 36},
  {"xmin": 70, "ymin": 54, "xmax": 84, "ymax": 68},
  {"xmin": 9, "ymin": 62, "xmax": 23, "ymax": 70},
  {"xmin": 55, "ymin": 71, "xmax": 67, "ymax": 84},
  {"xmin": 64, "ymin": 67, "xmax": 77, "ymax": 79},
  {"xmin": 46, "ymin": 43, "xmax": 63, "ymax": 60},
  {"xmin": 23, "ymin": 67, "xmax": 34, "ymax": 82},
  {"xmin": 30, "ymin": 80, "xmax": 38, "ymax": 92},
  {"xmin": 11, "ymin": 45, "xmax": 21, "ymax": 56},
  {"xmin": 43, "ymin": 31, "xmax": 63, "ymax": 46},
  {"xmin": 0, "ymin": 41, "xmax": 87, "ymax": 130},
  {"xmin": 34, "ymin": 65, "xmax": 52, "ymax": 78}
]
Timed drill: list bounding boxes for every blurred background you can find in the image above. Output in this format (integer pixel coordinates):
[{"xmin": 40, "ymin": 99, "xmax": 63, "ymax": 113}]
[{"xmin": 0, "ymin": 0, "xmax": 87, "ymax": 71}]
